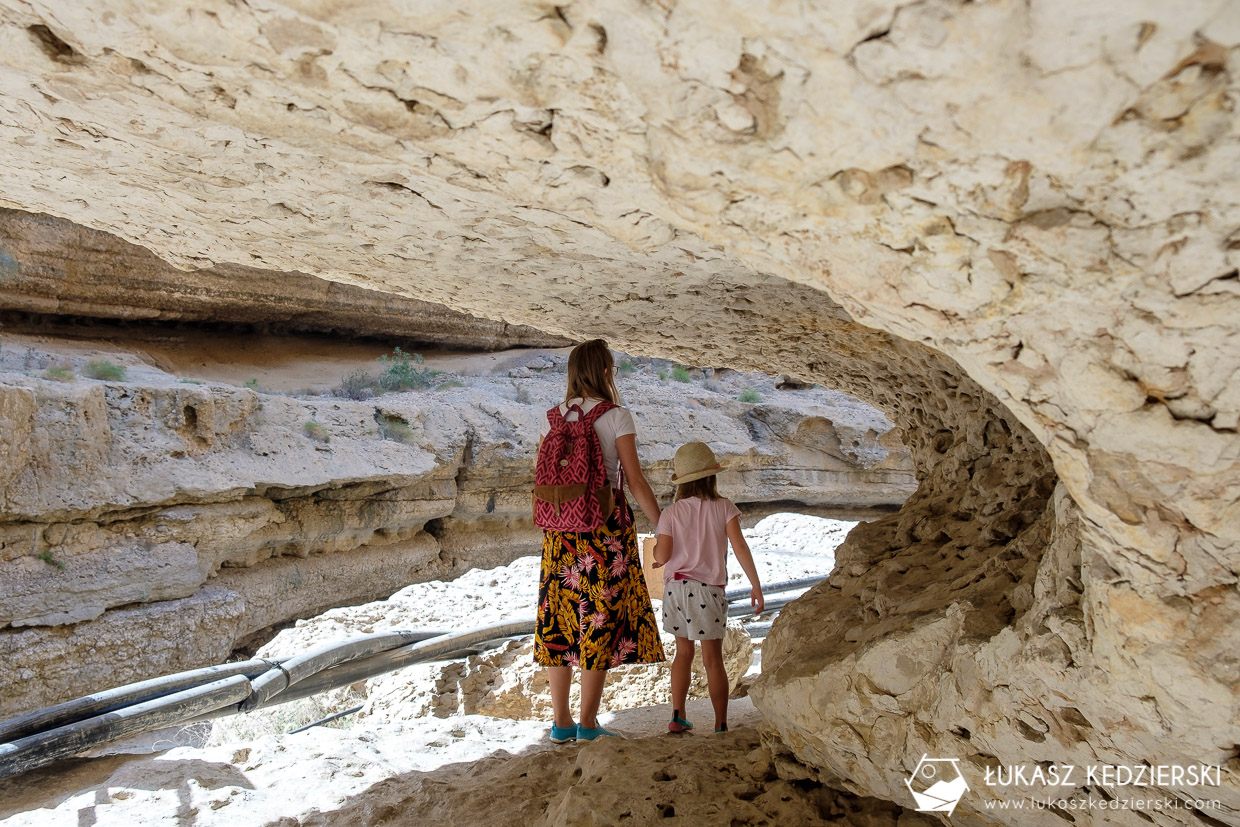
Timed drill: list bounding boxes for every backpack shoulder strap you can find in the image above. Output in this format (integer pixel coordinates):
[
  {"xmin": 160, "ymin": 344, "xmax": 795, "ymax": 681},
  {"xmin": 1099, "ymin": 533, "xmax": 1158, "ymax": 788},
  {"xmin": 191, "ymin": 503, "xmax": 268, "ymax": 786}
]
[{"xmin": 581, "ymin": 400, "xmax": 617, "ymax": 425}]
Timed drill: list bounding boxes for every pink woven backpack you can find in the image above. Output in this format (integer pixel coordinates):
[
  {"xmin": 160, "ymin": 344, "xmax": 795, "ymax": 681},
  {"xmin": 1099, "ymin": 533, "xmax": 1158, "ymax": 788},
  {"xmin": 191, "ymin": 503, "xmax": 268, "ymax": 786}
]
[{"xmin": 533, "ymin": 401, "xmax": 618, "ymax": 532}]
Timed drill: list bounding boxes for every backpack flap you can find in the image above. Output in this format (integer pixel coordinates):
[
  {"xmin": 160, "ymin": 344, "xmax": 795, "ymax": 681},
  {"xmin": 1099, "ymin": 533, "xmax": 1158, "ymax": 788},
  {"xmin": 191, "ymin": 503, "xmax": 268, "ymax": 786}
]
[{"xmin": 533, "ymin": 484, "xmax": 589, "ymax": 517}]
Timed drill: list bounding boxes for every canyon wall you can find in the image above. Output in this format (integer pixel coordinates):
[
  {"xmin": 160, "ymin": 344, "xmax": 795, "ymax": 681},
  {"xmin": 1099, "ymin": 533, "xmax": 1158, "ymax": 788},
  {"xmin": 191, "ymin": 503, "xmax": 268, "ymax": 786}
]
[
  {"xmin": 0, "ymin": 0, "xmax": 1236, "ymax": 822},
  {"xmin": 0, "ymin": 340, "xmax": 910, "ymax": 717}
]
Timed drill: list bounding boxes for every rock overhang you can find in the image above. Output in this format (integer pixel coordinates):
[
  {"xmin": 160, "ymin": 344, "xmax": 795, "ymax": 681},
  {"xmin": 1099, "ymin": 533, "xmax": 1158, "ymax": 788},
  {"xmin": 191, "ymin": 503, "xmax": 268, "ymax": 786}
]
[{"xmin": 0, "ymin": 0, "xmax": 1237, "ymax": 821}]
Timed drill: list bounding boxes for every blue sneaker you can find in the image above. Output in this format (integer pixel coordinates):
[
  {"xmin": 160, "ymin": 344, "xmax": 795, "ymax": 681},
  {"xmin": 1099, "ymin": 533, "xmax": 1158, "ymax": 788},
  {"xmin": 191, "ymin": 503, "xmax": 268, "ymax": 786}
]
[
  {"xmin": 549, "ymin": 722, "xmax": 577, "ymax": 743},
  {"xmin": 668, "ymin": 713, "xmax": 693, "ymax": 733},
  {"xmin": 576, "ymin": 724, "xmax": 619, "ymax": 741}
]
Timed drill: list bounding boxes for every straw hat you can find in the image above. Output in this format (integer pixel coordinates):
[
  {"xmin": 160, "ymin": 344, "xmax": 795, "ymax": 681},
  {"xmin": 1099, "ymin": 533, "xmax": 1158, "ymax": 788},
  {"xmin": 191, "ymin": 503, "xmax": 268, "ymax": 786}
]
[{"xmin": 670, "ymin": 441, "xmax": 723, "ymax": 484}]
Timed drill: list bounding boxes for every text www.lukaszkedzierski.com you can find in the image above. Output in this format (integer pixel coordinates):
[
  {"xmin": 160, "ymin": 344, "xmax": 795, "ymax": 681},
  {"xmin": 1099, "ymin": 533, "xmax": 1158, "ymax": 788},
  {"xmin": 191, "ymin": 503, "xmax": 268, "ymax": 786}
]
[{"xmin": 983, "ymin": 798, "xmax": 1222, "ymax": 812}]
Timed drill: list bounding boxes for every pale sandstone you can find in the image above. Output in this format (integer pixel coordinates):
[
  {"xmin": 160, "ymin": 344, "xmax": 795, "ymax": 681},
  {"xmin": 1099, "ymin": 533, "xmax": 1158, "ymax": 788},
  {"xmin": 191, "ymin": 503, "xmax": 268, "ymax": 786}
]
[{"xmin": 0, "ymin": 208, "xmax": 569, "ymax": 349}]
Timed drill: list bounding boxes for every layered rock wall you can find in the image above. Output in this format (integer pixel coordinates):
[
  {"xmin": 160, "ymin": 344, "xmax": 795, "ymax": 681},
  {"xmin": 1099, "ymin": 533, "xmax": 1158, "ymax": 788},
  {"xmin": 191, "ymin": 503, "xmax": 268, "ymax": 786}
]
[
  {"xmin": 0, "ymin": 345, "xmax": 909, "ymax": 717},
  {"xmin": 0, "ymin": 208, "xmax": 568, "ymax": 349}
]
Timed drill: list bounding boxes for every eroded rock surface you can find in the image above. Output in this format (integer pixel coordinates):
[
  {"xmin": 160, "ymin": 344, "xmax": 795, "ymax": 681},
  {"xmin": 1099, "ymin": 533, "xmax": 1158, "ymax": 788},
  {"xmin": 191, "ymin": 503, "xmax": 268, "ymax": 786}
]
[
  {"xmin": 0, "ymin": 0, "xmax": 1237, "ymax": 822},
  {"xmin": 0, "ymin": 208, "xmax": 568, "ymax": 349}
]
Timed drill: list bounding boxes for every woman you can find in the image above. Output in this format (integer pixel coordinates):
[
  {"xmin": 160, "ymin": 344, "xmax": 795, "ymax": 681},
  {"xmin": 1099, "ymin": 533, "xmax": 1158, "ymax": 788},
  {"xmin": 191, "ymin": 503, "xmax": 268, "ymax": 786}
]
[{"xmin": 534, "ymin": 339, "xmax": 664, "ymax": 742}]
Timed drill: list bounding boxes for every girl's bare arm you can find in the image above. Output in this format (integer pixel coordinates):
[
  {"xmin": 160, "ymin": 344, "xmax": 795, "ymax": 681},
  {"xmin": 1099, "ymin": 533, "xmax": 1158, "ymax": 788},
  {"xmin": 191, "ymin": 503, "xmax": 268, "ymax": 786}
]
[
  {"xmin": 616, "ymin": 434, "xmax": 660, "ymax": 528},
  {"xmin": 654, "ymin": 534, "xmax": 673, "ymax": 567},
  {"xmin": 725, "ymin": 516, "xmax": 764, "ymax": 612}
]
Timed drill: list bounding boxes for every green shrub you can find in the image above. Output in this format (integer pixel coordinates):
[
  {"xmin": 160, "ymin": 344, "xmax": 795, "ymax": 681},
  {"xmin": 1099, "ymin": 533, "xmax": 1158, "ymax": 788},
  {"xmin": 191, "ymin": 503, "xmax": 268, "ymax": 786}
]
[
  {"xmin": 618, "ymin": 359, "xmax": 636, "ymax": 376},
  {"xmin": 436, "ymin": 380, "xmax": 466, "ymax": 390},
  {"xmin": 738, "ymin": 388, "xmax": 763, "ymax": 403},
  {"xmin": 178, "ymin": 378, "xmax": 204, "ymax": 385},
  {"xmin": 377, "ymin": 347, "xmax": 435, "ymax": 392},
  {"xmin": 84, "ymin": 359, "xmax": 126, "ymax": 381},
  {"xmin": 244, "ymin": 378, "xmax": 259, "ymax": 389},
  {"xmin": 334, "ymin": 369, "xmax": 376, "ymax": 400},
  {"xmin": 43, "ymin": 365, "xmax": 74, "ymax": 382},
  {"xmin": 378, "ymin": 415, "xmax": 416, "ymax": 444},
  {"xmin": 335, "ymin": 348, "xmax": 437, "ymax": 398},
  {"xmin": 657, "ymin": 370, "xmax": 668, "ymax": 381},
  {"xmin": 303, "ymin": 420, "xmax": 329, "ymax": 442},
  {"xmin": 671, "ymin": 364, "xmax": 691, "ymax": 383}
]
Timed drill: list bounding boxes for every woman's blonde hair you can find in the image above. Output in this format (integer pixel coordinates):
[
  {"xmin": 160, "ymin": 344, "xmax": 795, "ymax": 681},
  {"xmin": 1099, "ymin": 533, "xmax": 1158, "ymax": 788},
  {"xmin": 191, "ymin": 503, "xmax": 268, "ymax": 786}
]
[
  {"xmin": 565, "ymin": 339, "xmax": 620, "ymax": 404},
  {"xmin": 674, "ymin": 475, "xmax": 721, "ymax": 502}
]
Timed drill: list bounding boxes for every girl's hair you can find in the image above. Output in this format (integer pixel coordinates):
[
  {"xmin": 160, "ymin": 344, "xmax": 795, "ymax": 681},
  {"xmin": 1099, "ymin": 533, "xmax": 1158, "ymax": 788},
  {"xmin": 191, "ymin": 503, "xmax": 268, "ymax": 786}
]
[
  {"xmin": 674, "ymin": 475, "xmax": 721, "ymax": 502},
  {"xmin": 565, "ymin": 339, "xmax": 620, "ymax": 404}
]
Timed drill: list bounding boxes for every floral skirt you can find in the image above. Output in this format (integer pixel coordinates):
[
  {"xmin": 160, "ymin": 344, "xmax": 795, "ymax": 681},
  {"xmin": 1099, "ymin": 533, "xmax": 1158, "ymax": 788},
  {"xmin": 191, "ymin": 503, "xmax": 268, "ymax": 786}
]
[{"xmin": 534, "ymin": 497, "xmax": 665, "ymax": 670}]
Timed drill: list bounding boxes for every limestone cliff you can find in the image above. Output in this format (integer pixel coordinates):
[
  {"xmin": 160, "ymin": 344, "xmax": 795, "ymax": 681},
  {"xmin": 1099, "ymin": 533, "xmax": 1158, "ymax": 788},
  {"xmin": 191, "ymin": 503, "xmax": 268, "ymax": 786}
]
[
  {"xmin": 0, "ymin": 208, "xmax": 568, "ymax": 349},
  {"xmin": 0, "ymin": 340, "xmax": 909, "ymax": 717}
]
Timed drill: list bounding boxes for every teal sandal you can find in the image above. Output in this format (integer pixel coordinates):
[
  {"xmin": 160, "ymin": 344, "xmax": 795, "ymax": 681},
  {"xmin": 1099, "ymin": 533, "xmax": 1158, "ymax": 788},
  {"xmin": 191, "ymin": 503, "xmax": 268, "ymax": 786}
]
[
  {"xmin": 576, "ymin": 724, "xmax": 619, "ymax": 741},
  {"xmin": 549, "ymin": 722, "xmax": 577, "ymax": 743}
]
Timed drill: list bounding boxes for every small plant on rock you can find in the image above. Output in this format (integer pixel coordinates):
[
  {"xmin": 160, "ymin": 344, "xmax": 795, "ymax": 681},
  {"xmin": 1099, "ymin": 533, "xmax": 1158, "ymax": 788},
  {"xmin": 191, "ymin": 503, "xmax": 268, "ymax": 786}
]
[
  {"xmin": 84, "ymin": 359, "xmax": 126, "ymax": 381},
  {"xmin": 671, "ymin": 364, "xmax": 692, "ymax": 383},
  {"xmin": 618, "ymin": 359, "xmax": 636, "ymax": 376},
  {"xmin": 738, "ymin": 388, "xmax": 763, "ymax": 403},
  {"xmin": 37, "ymin": 550, "xmax": 64, "ymax": 570},
  {"xmin": 43, "ymin": 365, "xmax": 75, "ymax": 382},
  {"xmin": 377, "ymin": 414, "xmax": 416, "ymax": 444},
  {"xmin": 244, "ymin": 378, "xmax": 260, "ymax": 390},
  {"xmin": 303, "ymin": 420, "xmax": 329, "ymax": 442}
]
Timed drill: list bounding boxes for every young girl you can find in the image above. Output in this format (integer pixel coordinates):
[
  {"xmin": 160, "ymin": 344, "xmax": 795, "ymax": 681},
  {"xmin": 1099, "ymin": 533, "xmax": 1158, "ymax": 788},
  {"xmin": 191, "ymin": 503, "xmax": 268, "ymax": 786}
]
[
  {"xmin": 533, "ymin": 339, "xmax": 665, "ymax": 742},
  {"xmin": 653, "ymin": 441, "xmax": 763, "ymax": 733}
]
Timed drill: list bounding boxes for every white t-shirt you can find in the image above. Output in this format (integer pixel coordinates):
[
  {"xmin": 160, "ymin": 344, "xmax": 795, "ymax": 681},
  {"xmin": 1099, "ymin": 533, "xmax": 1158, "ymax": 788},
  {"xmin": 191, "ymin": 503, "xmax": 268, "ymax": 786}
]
[{"xmin": 539, "ymin": 397, "xmax": 636, "ymax": 490}]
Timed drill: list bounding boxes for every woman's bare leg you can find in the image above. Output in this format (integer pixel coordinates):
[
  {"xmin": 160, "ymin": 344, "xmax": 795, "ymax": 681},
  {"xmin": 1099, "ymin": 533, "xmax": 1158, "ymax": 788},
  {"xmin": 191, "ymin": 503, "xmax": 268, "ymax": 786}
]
[
  {"xmin": 548, "ymin": 666, "xmax": 574, "ymax": 728},
  {"xmin": 579, "ymin": 667, "xmax": 607, "ymax": 729}
]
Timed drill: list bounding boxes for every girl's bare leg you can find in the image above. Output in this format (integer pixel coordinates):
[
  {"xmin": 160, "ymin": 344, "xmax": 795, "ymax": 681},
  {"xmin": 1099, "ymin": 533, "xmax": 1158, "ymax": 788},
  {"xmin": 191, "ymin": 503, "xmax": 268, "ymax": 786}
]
[
  {"xmin": 671, "ymin": 637, "xmax": 694, "ymax": 716},
  {"xmin": 579, "ymin": 667, "xmax": 607, "ymax": 729},
  {"xmin": 700, "ymin": 638, "xmax": 729, "ymax": 730},
  {"xmin": 548, "ymin": 666, "xmax": 574, "ymax": 728}
]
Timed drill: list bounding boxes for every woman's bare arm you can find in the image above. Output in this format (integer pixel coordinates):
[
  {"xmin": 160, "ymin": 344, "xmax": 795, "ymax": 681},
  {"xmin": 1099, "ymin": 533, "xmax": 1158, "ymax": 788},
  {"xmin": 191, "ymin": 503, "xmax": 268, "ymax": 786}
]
[{"xmin": 616, "ymin": 433, "xmax": 660, "ymax": 528}]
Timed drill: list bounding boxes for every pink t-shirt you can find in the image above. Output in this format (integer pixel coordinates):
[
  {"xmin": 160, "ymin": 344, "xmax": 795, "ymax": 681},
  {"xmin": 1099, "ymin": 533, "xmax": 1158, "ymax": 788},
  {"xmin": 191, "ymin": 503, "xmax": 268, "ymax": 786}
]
[{"xmin": 655, "ymin": 496, "xmax": 741, "ymax": 587}]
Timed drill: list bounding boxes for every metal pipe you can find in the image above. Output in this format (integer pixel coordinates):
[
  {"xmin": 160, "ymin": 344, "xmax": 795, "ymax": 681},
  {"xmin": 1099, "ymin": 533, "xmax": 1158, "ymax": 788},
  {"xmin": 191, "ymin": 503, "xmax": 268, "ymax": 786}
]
[
  {"xmin": 724, "ymin": 575, "xmax": 823, "ymax": 602},
  {"xmin": 0, "ymin": 675, "xmax": 252, "ymax": 781},
  {"xmin": 288, "ymin": 705, "xmax": 364, "ymax": 734},
  {"xmin": 242, "ymin": 630, "xmax": 432, "ymax": 711},
  {"xmin": 0, "ymin": 658, "xmax": 277, "ymax": 744}
]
